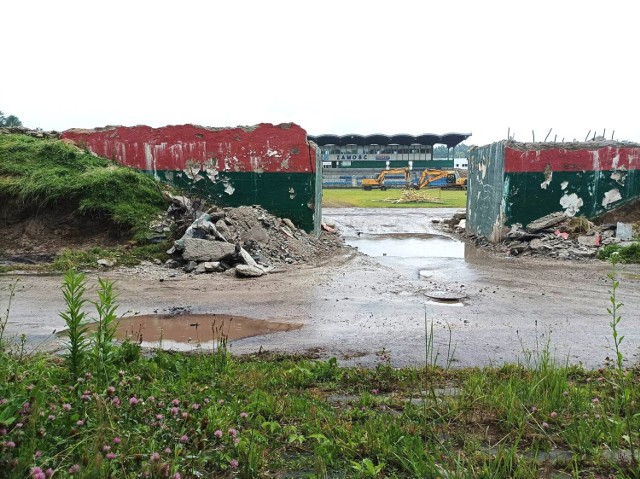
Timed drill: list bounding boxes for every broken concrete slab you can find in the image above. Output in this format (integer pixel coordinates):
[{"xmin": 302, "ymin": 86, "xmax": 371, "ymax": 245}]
[
  {"xmin": 238, "ymin": 247, "xmax": 259, "ymax": 268},
  {"xmin": 577, "ymin": 234, "xmax": 601, "ymax": 247},
  {"xmin": 526, "ymin": 212, "xmax": 567, "ymax": 232},
  {"xmin": 181, "ymin": 238, "xmax": 236, "ymax": 262},
  {"xmin": 617, "ymin": 222, "xmax": 633, "ymax": 241},
  {"xmin": 235, "ymin": 264, "xmax": 265, "ymax": 278},
  {"xmin": 202, "ymin": 261, "xmax": 221, "ymax": 272}
]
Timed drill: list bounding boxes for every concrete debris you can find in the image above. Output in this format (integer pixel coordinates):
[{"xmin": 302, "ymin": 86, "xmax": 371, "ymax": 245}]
[
  {"xmin": 97, "ymin": 258, "xmax": 116, "ymax": 267},
  {"xmin": 526, "ymin": 212, "xmax": 567, "ymax": 232},
  {"xmin": 442, "ymin": 211, "xmax": 637, "ymax": 261},
  {"xmin": 159, "ymin": 192, "xmax": 346, "ymax": 278},
  {"xmin": 617, "ymin": 222, "xmax": 633, "ymax": 241}
]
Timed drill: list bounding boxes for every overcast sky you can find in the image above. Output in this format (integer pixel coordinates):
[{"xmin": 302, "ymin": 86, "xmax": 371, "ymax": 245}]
[{"xmin": 2, "ymin": 1, "xmax": 638, "ymax": 146}]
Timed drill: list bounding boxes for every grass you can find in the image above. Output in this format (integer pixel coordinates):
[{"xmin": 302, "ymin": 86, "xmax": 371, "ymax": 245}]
[
  {"xmin": 598, "ymin": 242, "xmax": 640, "ymax": 263},
  {"xmin": 0, "ymin": 270, "xmax": 639, "ymax": 478},
  {"xmin": 322, "ymin": 188, "xmax": 467, "ymax": 209},
  {"xmin": 0, "ymin": 134, "xmax": 166, "ymax": 241}
]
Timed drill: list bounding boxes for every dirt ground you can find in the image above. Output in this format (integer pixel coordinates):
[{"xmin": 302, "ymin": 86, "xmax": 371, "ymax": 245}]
[{"xmin": 2, "ymin": 208, "xmax": 640, "ymax": 370}]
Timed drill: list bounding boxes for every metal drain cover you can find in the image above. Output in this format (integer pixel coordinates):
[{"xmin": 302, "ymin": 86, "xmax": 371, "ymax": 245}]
[{"xmin": 425, "ymin": 291, "xmax": 466, "ymax": 302}]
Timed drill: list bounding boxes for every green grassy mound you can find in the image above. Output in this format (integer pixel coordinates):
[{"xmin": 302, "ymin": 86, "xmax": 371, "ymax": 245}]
[{"xmin": 0, "ymin": 134, "xmax": 166, "ymax": 240}]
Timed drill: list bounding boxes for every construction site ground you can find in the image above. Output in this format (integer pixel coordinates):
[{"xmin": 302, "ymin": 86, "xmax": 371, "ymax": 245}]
[{"xmin": 2, "ymin": 207, "xmax": 640, "ymax": 370}]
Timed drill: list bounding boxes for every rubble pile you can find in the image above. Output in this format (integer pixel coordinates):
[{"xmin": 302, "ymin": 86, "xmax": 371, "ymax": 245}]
[
  {"xmin": 154, "ymin": 193, "xmax": 344, "ymax": 277},
  {"xmin": 443, "ymin": 211, "xmax": 636, "ymax": 260}
]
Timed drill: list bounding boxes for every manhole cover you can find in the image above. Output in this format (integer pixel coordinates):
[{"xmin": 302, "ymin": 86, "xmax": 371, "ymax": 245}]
[{"xmin": 425, "ymin": 291, "xmax": 466, "ymax": 302}]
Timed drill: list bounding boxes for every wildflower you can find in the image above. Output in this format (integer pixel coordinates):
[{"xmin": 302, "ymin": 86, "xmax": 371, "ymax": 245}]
[
  {"xmin": 85, "ymin": 372, "xmax": 92, "ymax": 379},
  {"xmin": 191, "ymin": 403, "xmax": 200, "ymax": 410},
  {"xmin": 76, "ymin": 420, "xmax": 84, "ymax": 426},
  {"xmin": 181, "ymin": 412, "xmax": 188, "ymax": 419},
  {"xmin": 162, "ymin": 463, "xmax": 170, "ymax": 476},
  {"xmin": 63, "ymin": 403, "xmax": 71, "ymax": 411},
  {"xmin": 240, "ymin": 412, "xmax": 248, "ymax": 418},
  {"xmin": 147, "ymin": 396, "xmax": 156, "ymax": 403},
  {"xmin": 68, "ymin": 464, "xmax": 81, "ymax": 474},
  {"xmin": 4, "ymin": 441, "xmax": 16, "ymax": 448},
  {"xmin": 542, "ymin": 422, "xmax": 549, "ymax": 429},
  {"xmin": 156, "ymin": 414, "xmax": 164, "ymax": 420},
  {"xmin": 371, "ymin": 389, "xmax": 379, "ymax": 395},
  {"xmin": 230, "ymin": 458, "xmax": 239, "ymax": 469},
  {"xmin": 550, "ymin": 411, "xmax": 558, "ymax": 419},
  {"xmin": 218, "ymin": 399, "xmax": 224, "ymax": 405},
  {"xmin": 129, "ymin": 397, "xmax": 139, "ymax": 406},
  {"xmin": 35, "ymin": 450, "xmax": 42, "ymax": 458},
  {"xmin": 48, "ymin": 415, "xmax": 56, "ymax": 421},
  {"xmin": 27, "ymin": 384, "xmax": 35, "ymax": 392},
  {"xmin": 172, "ymin": 399, "xmax": 180, "ymax": 406},
  {"xmin": 563, "ymin": 390, "xmax": 569, "ymax": 397},
  {"xmin": 170, "ymin": 407, "xmax": 179, "ymax": 416},
  {"xmin": 0, "ymin": 399, "xmax": 7, "ymax": 405},
  {"xmin": 180, "ymin": 435, "xmax": 189, "ymax": 443},
  {"xmin": 0, "ymin": 428, "xmax": 6, "ymax": 436},
  {"xmin": 107, "ymin": 386, "xmax": 116, "ymax": 395},
  {"xmin": 204, "ymin": 398, "xmax": 210, "ymax": 404},
  {"xmin": 234, "ymin": 437, "xmax": 239, "ymax": 445},
  {"xmin": 228, "ymin": 428, "xmax": 237, "ymax": 437},
  {"xmin": 530, "ymin": 406, "xmax": 538, "ymax": 413},
  {"xmin": 164, "ymin": 447, "xmax": 172, "ymax": 454},
  {"xmin": 113, "ymin": 436, "xmax": 122, "ymax": 444},
  {"xmin": 118, "ymin": 370, "xmax": 125, "ymax": 377},
  {"xmin": 31, "ymin": 467, "xmax": 45, "ymax": 479},
  {"xmin": 45, "ymin": 469, "xmax": 54, "ymax": 478},
  {"xmin": 106, "ymin": 452, "xmax": 117, "ymax": 460},
  {"xmin": 103, "ymin": 445, "xmax": 111, "ymax": 452},
  {"xmin": 173, "ymin": 473, "xmax": 182, "ymax": 479},
  {"xmin": 81, "ymin": 394, "xmax": 90, "ymax": 402},
  {"xmin": 16, "ymin": 422, "xmax": 23, "ymax": 429},
  {"xmin": 592, "ymin": 397, "xmax": 600, "ymax": 404},
  {"xmin": 23, "ymin": 402, "xmax": 30, "ymax": 411},
  {"xmin": 151, "ymin": 452, "xmax": 160, "ymax": 462},
  {"xmin": 214, "ymin": 430, "xmax": 223, "ymax": 438}
]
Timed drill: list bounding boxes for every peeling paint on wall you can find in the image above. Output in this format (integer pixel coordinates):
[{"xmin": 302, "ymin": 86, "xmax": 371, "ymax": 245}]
[
  {"xmin": 602, "ymin": 188, "xmax": 622, "ymax": 207},
  {"xmin": 540, "ymin": 163, "xmax": 553, "ymax": 189},
  {"xmin": 467, "ymin": 140, "xmax": 640, "ymax": 242},
  {"xmin": 60, "ymin": 123, "xmax": 321, "ymax": 234},
  {"xmin": 560, "ymin": 193, "xmax": 583, "ymax": 216}
]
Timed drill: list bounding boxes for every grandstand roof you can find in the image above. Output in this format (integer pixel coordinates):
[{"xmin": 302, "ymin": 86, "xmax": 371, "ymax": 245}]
[{"xmin": 308, "ymin": 133, "xmax": 471, "ymax": 148}]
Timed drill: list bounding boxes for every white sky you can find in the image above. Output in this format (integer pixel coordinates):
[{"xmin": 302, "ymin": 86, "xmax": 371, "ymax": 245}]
[{"xmin": 2, "ymin": 0, "xmax": 638, "ymax": 146}]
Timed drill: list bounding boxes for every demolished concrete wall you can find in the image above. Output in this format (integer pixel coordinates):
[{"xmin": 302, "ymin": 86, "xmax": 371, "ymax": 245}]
[
  {"xmin": 61, "ymin": 123, "xmax": 321, "ymax": 234},
  {"xmin": 467, "ymin": 142, "xmax": 506, "ymax": 242},
  {"xmin": 467, "ymin": 140, "xmax": 640, "ymax": 241}
]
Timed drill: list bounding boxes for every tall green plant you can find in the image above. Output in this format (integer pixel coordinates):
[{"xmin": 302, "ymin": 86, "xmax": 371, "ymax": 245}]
[
  {"xmin": 0, "ymin": 279, "xmax": 18, "ymax": 353},
  {"xmin": 91, "ymin": 277, "xmax": 119, "ymax": 384},
  {"xmin": 607, "ymin": 254, "xmax": 624, "ymax": 372},
  {"xmin": 59, "ymin": 270, "xmax": 89, "ymax": 378}
]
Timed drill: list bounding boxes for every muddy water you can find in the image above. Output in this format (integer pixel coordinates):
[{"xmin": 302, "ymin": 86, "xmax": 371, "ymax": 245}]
[
  {"xmin": 84, "ymin": 314, "xmax": 301, "ymax": 351},
  {"xmin": 323, "ymin": 207, "xmax": 473, "ymax": 281}
]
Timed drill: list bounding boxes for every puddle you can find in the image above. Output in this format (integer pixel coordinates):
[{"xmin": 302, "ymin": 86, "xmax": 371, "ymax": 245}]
[
  {"xmin": 83, "ymin": 313, "xmax": 302, "ymax": 350},
  {"xmin": 324, "ymin": 208, "xmax": 476, "ymax": 282},
  {"xmin": 350, "ymin": 232, "xmax": 464, "ymax": 259}
]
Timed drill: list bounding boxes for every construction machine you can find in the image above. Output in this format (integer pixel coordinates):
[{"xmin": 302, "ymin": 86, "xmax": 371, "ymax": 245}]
[
  {"xmin": 414, "ymin": 169, "xmax": 467, "ymax": 190},
  {"xmin": 361, "ymin": 168, "xmax": 412, "ymax": 191}
]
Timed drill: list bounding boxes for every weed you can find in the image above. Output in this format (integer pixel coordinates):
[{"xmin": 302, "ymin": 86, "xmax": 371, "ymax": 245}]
[
  {"xmin": 598, "ymin": 242, "xmax": 640, "ymax": 263},
  {"xmin": 59, "ymin": 270, "xmax": 89, "ymax": 378},
  {"xmin": 0, "ymin": 279, "xmax": 18, "ymax": 352}
]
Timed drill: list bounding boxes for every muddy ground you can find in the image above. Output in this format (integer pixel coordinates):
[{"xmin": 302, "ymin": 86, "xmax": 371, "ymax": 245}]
[{"xmin": 2, "ymin": 207, "xmax": 639, "ymax": 369}]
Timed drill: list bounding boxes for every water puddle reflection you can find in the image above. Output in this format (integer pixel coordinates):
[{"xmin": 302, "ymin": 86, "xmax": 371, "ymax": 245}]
[{"xmin": 83, "ymin": 313, "xmax": 301, "ymax": 350}]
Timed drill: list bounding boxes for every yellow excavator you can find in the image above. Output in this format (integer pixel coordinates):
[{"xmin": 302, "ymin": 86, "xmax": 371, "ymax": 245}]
[
  {"xmin": 414, "ymin": 169, "xmax": 467, "ymax": 190},
  {"xmin": 361, "ymin": 168, "xmax": 412, "ymax": 191}
]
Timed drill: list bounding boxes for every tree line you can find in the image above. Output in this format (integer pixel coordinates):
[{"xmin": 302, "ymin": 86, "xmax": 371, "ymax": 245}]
[{"xmin": 0, "ymin": 110, "xmax": 23, "ymax": 127}]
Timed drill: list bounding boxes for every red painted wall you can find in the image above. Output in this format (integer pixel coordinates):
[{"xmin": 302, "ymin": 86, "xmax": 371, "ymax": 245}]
[
  {"xmin": 505, "ymin": 145, "xmax": 640, "ymax": 173},
  {"xmin": 61, "ymin": 123, "xmax": 316, "ymax": 174}
]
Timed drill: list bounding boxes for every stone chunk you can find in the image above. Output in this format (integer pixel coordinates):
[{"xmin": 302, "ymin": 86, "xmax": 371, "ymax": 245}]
[
  {"xmin": 235, "ymin": 264, "xmax": 265, "ymax": 278},
  {"xmin": 577, "ymin": 234, "xmax": 601, "ymax": 247},
  {"xmin": 617, "ymin": 222, "xmax": 633, "ymax": 241},
  {"xmin": 181, "ymin": 238, "xmax": 236, "ymax": 262},
  {"xmin": 526, "ymin": 212, "xmax": 567, "ymax": 232}
]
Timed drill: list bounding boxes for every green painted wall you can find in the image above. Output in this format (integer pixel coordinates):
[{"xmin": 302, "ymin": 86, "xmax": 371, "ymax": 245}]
[
  {"xmin": 150, "ymin": 170, "xmax": 318, "ymax": 233},
  {"xmin": 505, "ymin": 170, "xmax": 640, "ymax": 227},
  {"xmin": 335, "ymin": 160, "xmax": 454, "ymax": 169}
]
